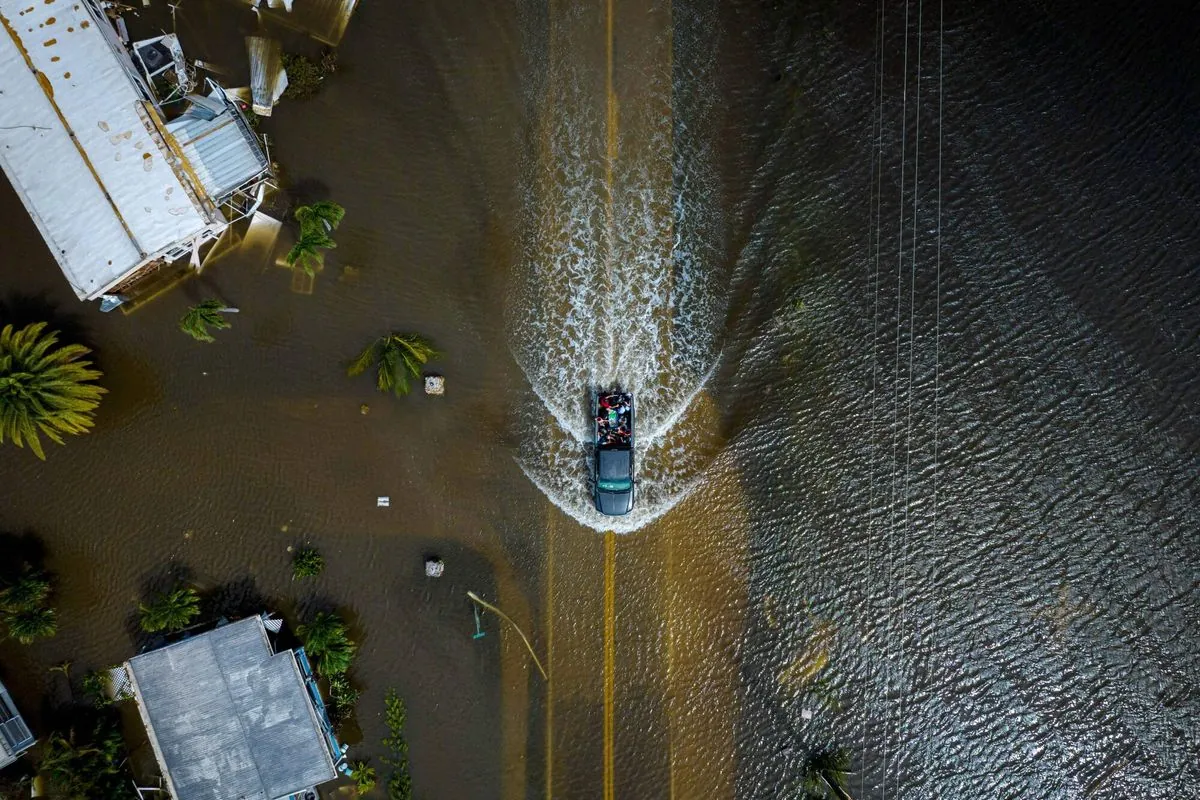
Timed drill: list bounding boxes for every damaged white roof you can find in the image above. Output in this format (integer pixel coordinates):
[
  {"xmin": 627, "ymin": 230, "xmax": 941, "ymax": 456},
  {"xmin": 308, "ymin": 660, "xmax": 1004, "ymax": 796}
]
[{"xmin": 0, "ymin": 0, "xmax": 222, "ymax": 299}]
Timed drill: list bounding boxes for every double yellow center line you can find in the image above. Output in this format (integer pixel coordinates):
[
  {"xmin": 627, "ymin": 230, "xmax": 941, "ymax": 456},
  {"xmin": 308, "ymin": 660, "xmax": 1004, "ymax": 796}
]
[{"xmin": 602, "ymin": 530, "xmax": 617, "ymax": 800}]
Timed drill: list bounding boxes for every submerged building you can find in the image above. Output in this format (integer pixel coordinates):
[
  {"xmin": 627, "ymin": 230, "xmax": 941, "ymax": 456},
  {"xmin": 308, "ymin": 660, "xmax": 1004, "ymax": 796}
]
[
  {"xmin": 0, "ymin": 678, "xmax": 35, "ymax": 770},
  {"xmin": 121, "ymin": 614, "xmax": 345, "ymax": 800},
  {"xmin": 0, "ymin": 0, "xmax": 271, "ymax": 308}
]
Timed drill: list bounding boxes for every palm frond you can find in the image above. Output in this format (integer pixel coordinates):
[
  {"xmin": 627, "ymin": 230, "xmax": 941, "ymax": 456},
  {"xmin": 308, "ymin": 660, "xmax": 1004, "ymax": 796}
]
[
  {"xmin": 295, "ymin": 201, "xmax": 345, "ymax": 232},
  {"xmin": 347, "ymin": 340, "xmax": 379, "ymax": 377},
  {"xmin": 0, "ymin": 323, "xmax": 105, "ymax": 459},
  {"xmin": 346, "ymin": 333, "xmax": 439, "ymax": 398}
]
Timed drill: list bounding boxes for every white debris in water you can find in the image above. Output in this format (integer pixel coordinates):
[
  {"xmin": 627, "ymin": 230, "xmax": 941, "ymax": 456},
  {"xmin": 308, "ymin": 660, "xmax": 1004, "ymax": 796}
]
[
  {"xmin": 424, "ymin": 375, "xmax": 445, "ymax": 396},
  {"xmin": 424, "ymin": 558, "xmax": 444, "ymax": 578},
  {"xmin": 376, "ymin": 496, "xmax": 390, "ymax": 507}
]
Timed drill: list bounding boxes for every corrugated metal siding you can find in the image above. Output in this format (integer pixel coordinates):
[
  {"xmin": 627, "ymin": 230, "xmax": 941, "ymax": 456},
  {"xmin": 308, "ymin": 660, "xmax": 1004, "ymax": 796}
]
[
  {"xmin": 246, "ymin": 36, "xmax": 283, "ymax": 116},
  {"xmin": 235, "ymin": 0, "xmax": 359, "ymax": 46},
  {"xmin": 167, "ymin": 109, "xmax": 269, "ymax": 202}
]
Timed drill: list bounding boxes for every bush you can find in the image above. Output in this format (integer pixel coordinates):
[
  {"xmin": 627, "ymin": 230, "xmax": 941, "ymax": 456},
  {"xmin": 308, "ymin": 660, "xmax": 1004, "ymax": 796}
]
[
  {"xmin": 82, "ymin": 671, "xmax": 113, "ymax": 708},
  {"xmin": 40, "ymin": 715, "xmax": 131, "ymax": 800},
  {"xmin": 381, "ymin": 690, "xmax": 411, "ymax": 800},
  {"xmin": 0, "ymin": 569, "xmax": 57, "ymax": 644},
  {"xmin": 297, "ymin": 611, "xmax": 357, "ymax": 677},
  {"xmin": 281, "ymin": 51, "xmax": 336, "ymax": 100},
  {"xmin": 139, "ymin": 587, "xmax": 200, "ymax": 633},
  {"xmin": 327, "ymin": 673, "xmax": 360, "ymax": 725},
  {"xmin": 350, "ymin": 759, "xmax": 376, "ymax": 794},
  {"xmin": 292, "ymin": 547, "xmax": 324, "ymax": 579}
]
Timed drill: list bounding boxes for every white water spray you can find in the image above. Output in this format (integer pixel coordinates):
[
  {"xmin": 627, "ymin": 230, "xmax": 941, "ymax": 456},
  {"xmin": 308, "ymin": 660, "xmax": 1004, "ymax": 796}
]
[{"xmin": 509, "ymin": 4, "xmax": 726, "ymax": 533}]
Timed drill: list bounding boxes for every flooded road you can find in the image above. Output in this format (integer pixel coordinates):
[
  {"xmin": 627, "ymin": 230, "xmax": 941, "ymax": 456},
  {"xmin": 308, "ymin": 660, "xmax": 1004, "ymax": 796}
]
[{"xmin": 2, "ymin": 0, "xmax": 1199, "ymax": 798}]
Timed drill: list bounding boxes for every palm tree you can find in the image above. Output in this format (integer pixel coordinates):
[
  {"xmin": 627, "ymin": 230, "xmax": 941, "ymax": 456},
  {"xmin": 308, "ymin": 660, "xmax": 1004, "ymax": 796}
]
[
  {"xmin": 0, "ymin": 322, "xmax": 106, "ymax": 460},
  {"xmin": 297, "ymin": 611, "xmax": 348, "ymax": 655},
  {"xmin": 179, "ymin": 300, "xmax": 239, "ymax": 343},
  {"xmin": 285, "ymin": 228, "xmax": 337, "ymax": 276},
  {"xmin": 315, "ymin": 637, "xmax": 356, "ymax": 676},
  {"xmin": 802, "ymin": 748, "xmax": 855, "ymax": 800},
  {"xmin": 295, "ymin": 200, "xmax": 345, "ymax": 233},
  {"xmin": 0, "ymin": 570, "xmax": 51, "ymax": 612},
  {"xmin": 139, "ymin": 587, "xmax": 200, "ymax": 633},
  {"xmin": 6, "ymin": 606, "xmax": 57, "ymax": 644},
  {"xmin": 297, "ymin": 611, "xmax": 357, "ymax": 676},
  {"xmin": 348, "ymin": 334, "xmax": 439, "ymax": 397},
  {"xmin": 350, "ymin": 759, "xmax": 376, "ymax": 794}
]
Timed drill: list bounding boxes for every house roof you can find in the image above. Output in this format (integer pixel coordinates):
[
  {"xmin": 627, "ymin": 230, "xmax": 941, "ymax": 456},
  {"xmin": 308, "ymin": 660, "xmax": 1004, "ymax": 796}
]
[
  {"xmin": 0, "ymin": 0, "xmax": 223, "ymax": 299},
  {"xmin": 0, "ymin": 679, "xmax": 35, "ymax": 770},
  {"xmin": 126, "ymin": 616, "xmax": 337, "ymax": 800}
]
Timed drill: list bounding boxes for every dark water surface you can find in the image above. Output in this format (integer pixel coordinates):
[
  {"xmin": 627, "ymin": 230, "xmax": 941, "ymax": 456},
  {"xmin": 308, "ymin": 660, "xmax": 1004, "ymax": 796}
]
[{"xmin": 1, "ymin": 0, "xmax": 1197, "ymax": 798}]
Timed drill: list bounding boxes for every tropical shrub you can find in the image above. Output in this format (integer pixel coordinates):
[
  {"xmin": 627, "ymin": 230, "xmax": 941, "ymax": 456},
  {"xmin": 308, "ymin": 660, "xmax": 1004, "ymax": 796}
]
[
  {"xmin": 382, "ymin": 689, "xmax": 412, "ymax": 800},
  {"xmin": 327, "ymin": 673, "xmax": 360, "ymax": 725},
  {"xmin": 297, "ymin": 611, "xmax": 357, "ymax": 677},
  {"xmin": 286, "ymin": 201, "xmax": 344, "ymax": 276},
  {"xmin": 348, "ymin": 334, "xmax": 439, "ymax": 397},
  {"xmin": 40, "ymin": 716, "xmax": 131, "ymax": 800},
  {"xmin": 285, "ymin": 228, "xmax": 337, "ymax": 276},
  {"xmin": 292, "ymin": 547, "xmax": 324, "ymax": 579},
  {"xmin": 0, "ymin": 322, "xmax": 106, "ymax": 460},
  {"xmin": 281, "ymin": 51, "xmax": 336, "ymax": 100},
  {"xmin": 82, "ymin": 671, "xmax": 113, "ymax": 708},
  {"xmin": 0, "ymin": 569, "xmax": 57, "ymax": 644},
  {"xmin": 179, "ymin": 300, "xmax": 237, "ymax": 343},
  {"xmin": 5, "ymin": 607, "xmax": 57, "ymax": 645},
  {"xmin": 295, "ymin": 201, "xmax": 345, "ymax": 233},
  {"xmin": 139, "ymin": 587, "xmax": 201, "ymax": 633},
  {"xmin": 350, "ymin": 759, "xmax": 376, "ymax": 794}
]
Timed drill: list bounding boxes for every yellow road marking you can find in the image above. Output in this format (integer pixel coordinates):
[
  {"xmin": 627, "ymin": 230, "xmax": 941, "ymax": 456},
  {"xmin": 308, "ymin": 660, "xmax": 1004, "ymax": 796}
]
[
  {"xmin": 602, "ymin": 529, "xmax": 616, "ymax": 800},
  {"xmin": 545, "ymin": 509, "xmax": 556, "ymax": 799},
  {"xmin": 604, "ymin": 0, "xmax": 618, "ymax": 280}
]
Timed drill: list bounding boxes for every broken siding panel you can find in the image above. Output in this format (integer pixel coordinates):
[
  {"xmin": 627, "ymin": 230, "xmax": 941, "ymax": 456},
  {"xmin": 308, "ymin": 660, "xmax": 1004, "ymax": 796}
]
[
  {"xmin": 246, "ymin": 36, "xmax": 282, "ymax": 116},
  {"xmin": 236, "ymin": 0, "xmax": 359, "ymax": 46},
  {"xmin": 166, "ymin": 109, "xmax": 269, "ymax": 201}
]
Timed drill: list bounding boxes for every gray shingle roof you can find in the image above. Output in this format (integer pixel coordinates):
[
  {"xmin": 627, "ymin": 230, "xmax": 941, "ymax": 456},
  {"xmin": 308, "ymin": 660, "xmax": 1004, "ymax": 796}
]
[{"xmin": 127, "ymin": 616, "xmax": 336, "ymax": 800}]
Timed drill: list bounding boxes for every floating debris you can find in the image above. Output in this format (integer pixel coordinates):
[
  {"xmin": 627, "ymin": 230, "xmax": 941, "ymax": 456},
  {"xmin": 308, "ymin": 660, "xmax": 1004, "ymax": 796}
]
[
  {"xmin": 246, "ymin": 36, "xmax": 288, "ymax": 116},
  {"xmin": 424, "ymin": 375, "xmax": 445, "ymax": 396}
]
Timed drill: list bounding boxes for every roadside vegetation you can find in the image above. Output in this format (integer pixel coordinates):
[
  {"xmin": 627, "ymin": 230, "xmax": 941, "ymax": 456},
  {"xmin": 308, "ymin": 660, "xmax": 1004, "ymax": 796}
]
[
  {"xmin": 381, "ymin": 689, "xmax": 412, "ymax": 800},
  {"xmin": 0, "ymin": 568, "xmax": 57, "ymax": 644},
  {"xmin": 348, "ymin": 334, "xmax": 439, "ymax": 397},
  {"xmin": 179, "ymin": 300, "xmax": 239, "ymax": 343},
  {"xmin": 139, "ymin": 586, "xmax": 201, "ymax": 633},
  {"xmin": 0, "ymin": 321, "xmax": 106, "ymax": 460}
]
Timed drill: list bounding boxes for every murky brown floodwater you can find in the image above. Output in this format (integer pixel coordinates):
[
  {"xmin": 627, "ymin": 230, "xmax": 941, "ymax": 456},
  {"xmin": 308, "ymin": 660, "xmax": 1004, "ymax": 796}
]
[{"xmin": 3, "ymin": 0, "xmax": 1198, "ymax": 798}]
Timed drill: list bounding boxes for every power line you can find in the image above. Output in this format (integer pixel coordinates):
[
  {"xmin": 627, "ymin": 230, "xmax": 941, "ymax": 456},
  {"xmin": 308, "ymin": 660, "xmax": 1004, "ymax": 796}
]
[{"xmin": 862, "ymin": 0, "xmax": 888, "ymax": 794}]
